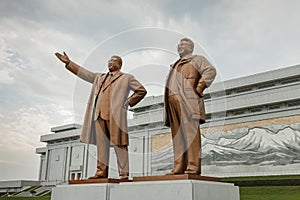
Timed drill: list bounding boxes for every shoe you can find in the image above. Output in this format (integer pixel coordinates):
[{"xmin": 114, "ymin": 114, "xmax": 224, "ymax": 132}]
[
  {"xmin": 120, "ymin": 175, "xmax": 128, "ymax": 180},
  {"xmin": 166, "ymin": 170, "xmax": 183, "ymax": 175},
  {"xmin": 184, "ymin": 170, "xmax": 200, "ymax": 175},
  {"xmin": 88, "ymin": 174, "xmax": 107, "ymax": 179}
]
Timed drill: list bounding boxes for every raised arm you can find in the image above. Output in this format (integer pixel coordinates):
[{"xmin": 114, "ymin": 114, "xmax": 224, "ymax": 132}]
[{"xmin": 55, "ymin": 52, "xmax": 96, "ymax": 83}]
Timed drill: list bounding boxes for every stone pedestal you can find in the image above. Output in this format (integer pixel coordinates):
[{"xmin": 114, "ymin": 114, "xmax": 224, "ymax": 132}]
[
  {"xmin": 52, "ymin": 177, "xmax": 239, "ymax": 200},
  {"xmin": 51, "ymin": 183, "xmax": 112, "ymax": 200},
  {"xmin": 111, "ymin": 180, "xmax": 239, "ymax": 200}
]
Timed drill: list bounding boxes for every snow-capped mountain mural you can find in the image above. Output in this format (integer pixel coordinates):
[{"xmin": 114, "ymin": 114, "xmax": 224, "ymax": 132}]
[
  {"xmin": 202, "ymin": 126, "xmax": 300, "ymax": 166},
  {"xmin": 151, "ymin": 123, "xmax": 300, "ymax": 175}
]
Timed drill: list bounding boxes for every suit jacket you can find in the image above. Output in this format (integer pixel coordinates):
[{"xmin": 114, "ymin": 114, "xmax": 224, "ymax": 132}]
[
  {"xmin": 66, "ymin": 61, "xmax": 147, "ymax": 145},
  {"xmin": 164, "ymin": 55, "xmax": 216, "ymax": 126}
]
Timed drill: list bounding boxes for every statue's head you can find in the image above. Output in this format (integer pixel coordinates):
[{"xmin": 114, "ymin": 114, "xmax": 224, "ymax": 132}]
[
  {"xmin": 108, "ymin": 55, "xmax": 122, "ymax": 72},
  {"xmin": 177, "ymin": 38, "xmax": 194, "ymax": 58}
]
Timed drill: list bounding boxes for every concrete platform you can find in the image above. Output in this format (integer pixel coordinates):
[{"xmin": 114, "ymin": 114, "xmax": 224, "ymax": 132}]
[{"xmin": 52, "ymin": 179, "xmax": 239, "ymax": 200}]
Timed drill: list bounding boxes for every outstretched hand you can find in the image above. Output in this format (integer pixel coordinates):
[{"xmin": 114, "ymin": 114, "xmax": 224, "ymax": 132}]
[{"xmin": 55, "ymin": 52, "xmax": 70, "ymax": 64}]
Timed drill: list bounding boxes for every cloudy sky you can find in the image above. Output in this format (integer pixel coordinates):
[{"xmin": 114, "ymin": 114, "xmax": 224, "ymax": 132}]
[{"xmin": 1, "ymin": 0, "xmax": 300, "ymax": 180}]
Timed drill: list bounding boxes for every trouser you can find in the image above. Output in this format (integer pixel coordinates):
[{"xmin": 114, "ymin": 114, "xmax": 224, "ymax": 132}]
[
  {"xmin": 94, "ymin": 117, "xmax": 129, "ymax": 177},
  {"xmin": 168, "ymin": 95, "xmax": 201, "ymax": 173}
]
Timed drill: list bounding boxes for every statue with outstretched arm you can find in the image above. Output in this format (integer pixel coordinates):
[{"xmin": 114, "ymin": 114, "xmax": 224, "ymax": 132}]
[{"xmin": 55, "ymin": 52, "xmax": 147, "ymax": 180}]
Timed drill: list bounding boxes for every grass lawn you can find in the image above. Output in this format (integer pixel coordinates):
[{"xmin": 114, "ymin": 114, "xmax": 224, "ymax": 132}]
[
  {"xmin": 240, "ymin": 186, "xmax": 300, "ymax": 200},
  {"xmin": 223, "ymin": 175, "xmax": 300, "ymax": 181}
]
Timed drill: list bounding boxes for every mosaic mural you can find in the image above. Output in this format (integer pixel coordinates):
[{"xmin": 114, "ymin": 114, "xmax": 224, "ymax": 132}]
[{"xmin": 151, "ymin": 116, "xmax": 300, "ymax": 176}]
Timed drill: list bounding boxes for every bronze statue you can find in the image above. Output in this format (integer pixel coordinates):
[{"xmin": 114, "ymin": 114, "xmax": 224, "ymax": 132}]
[
  {"xmin": 164, "ymin": 38, "xmax": 216, "ymax": 175},
  {"xmin": 55, "ymin": 52, "xmax": 147, "ymax": 180}
]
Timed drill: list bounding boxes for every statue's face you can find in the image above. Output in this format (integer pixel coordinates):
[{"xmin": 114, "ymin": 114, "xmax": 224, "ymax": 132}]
[
  {"xmin": 108, "ymin": 57, "xmax": 121, "ymax": 72},
  {"xmin": 177, "ymin": 41, "xmax": 193, "ymax": 58}
]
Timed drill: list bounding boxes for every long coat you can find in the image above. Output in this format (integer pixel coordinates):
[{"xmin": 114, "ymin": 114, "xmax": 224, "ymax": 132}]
[
  {"xmin": 164, "ymin": 55, "xmax": 216, "ymax": 126},
  {"xmin": 66, "ymin": 61, "xmax": 147, "ymax": 145}
]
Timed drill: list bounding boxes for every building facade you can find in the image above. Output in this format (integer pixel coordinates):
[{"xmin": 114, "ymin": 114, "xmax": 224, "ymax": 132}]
[{"xmin": 36, "ymin": 64, "xmax": 300, "ymax": 184}]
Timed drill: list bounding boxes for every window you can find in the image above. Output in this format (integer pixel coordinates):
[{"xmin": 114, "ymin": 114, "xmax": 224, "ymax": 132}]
[
  {"xmin": 287, "ymin": 101, "xmax": 300, "ymax": 107},
  {"xmin": 250, "ymin": 107, "xmax": 262, "ymax": 113},
  {"xmin": 268, "ymin": 104, "xmax": 281, "ymax": 110},
  {"xmin": 233, "ymin": 110, "xmax": 244, "ymax": 115},
  {"xmin": 77, "ymin": 173, "xmax": 81, "ymax": 180},
  {"xmin": 257, "ymin": 83, "xmax": 275, "ymax": 89},
  {"xmin": 236, "ymin": 87, "xmax": 253, "ymax": 93},
  {"xmin": 281, "ymin": 78, "xmax": 300, "ymax": 85}
]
